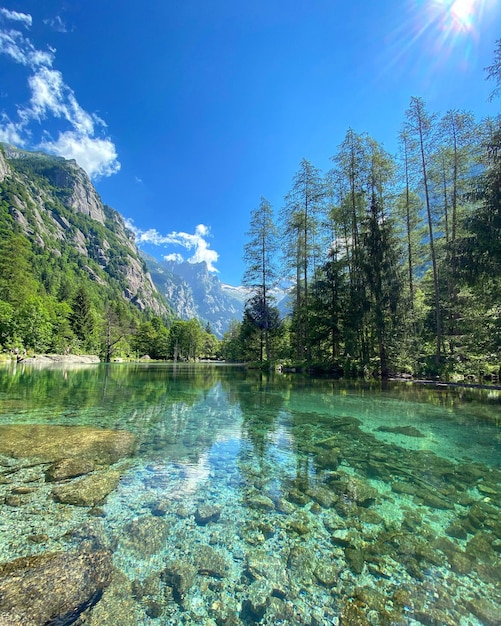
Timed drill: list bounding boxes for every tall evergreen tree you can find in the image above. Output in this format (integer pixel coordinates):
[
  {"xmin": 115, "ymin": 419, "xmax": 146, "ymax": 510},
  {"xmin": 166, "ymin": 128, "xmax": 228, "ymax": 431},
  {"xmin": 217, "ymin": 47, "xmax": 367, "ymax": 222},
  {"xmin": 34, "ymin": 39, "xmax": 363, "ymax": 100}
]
[
  {"xmin": 404, "ymin": 97, "xmax": 442, "ymax": 367},
  {"xmin": 360, "ymin": 194, "xmax": 404, "ymax": 377},
  {"xmin": 243, "ymin": 197, "xmax": 279, "ymax": 361},
  {"xmin": 486, "ymin": 39, "xmax": 501, "ymax": 101},
  {"xmin": 69, "ymin": 285, "xmax": 96, "ymax": 350},
  {"xmin": 281, "ymin": 159, "xmax": 325, "ymax": 361}
]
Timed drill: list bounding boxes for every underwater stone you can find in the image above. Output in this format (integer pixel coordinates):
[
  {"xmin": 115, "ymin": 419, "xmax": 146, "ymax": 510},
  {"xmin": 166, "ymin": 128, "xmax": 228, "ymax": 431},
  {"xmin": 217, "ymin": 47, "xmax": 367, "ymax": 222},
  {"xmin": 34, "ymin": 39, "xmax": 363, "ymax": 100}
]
[
  {"xmin": 287, "ymin": 544, "xmax": 315, "ymax": 584},
  {"xmin": 376, "ymin": 425, "xmax": 426, "ymax": 437},
  {"xmin": 466, "ymin": 500, "xmax": 498, "ymax": 530},
  {"xmin": 306, "ymin": 485, "xmax": 338, "ymax": 508},
  {"xmin": 330, "ymin": 528, "xmax": 353, "ymax": 547},
  {"xmin": 464, "ymin": 597, "xmax": 501, "ymax": 625},
  {"xmin": 286, "ymin": 488, "xmax": 311, "ymax": 506},
  {"xmin": 162, "ymin": 560, "xmax": 197, "ymax": 600},
  {"xmin": 86, "ymin": 569, "xmax": 141, "ymax": 626},
  {"xmin": 0, "ymin": 424, "xmax": 136, "ymax": 464},
  {"xmin": 0, "ymin": 549, "xmax": 112, "ymax": 625},
  {"xmin": 313, "ymin": 561, "xmax": 339, "ymax": 587},
  {"xmin": 276, "ymin": 497, "xmax": 295, "ymax": 514},
  {"xmin": 465, "ymin": 531, "xmax": 496, "ymax": 562},
  {"xmin": 4, "ymin": 495, "xmax": 23, "ymax": 507},
  {"xmin": 69, "ymin": 519, "xmax": 110, "ymax": 552},
  {"xmin": 195, "ymin": 504, "xmax": 221, "ymax": 525},
  {"xmin": 11, "ymin": 485, "xmax": 36, "ymax": 494},
  {"xmin": 45, "ymin": 457, "xmax": 96, "ymax": 481},
  {"xmin": 412, "ymin": 608, "xmax": 457, "ymax": 626},
  {"xmin": 477, "ymin": 482, "xmax": 499, "ymax": 497},
  {"xmin": 193, "ymin": 544, "xmax": 230, "ymax": 578},
  {"xmin": 345, "ymin": 547, "xmax": 365, "ymax": 574},
  {"xmin": 314, "ymin": 450, "xmax": 340, "ymax": 470},
  {"xmin": 244, "ymin": 492, "xmax": 275, "ymax": 511},
  {"xmin": 331, "ymin": 475, "xmax": 379, "ymax": 508},
  {"xmin": 445, "ymin": 520, "xmax": 468, "ymax": 540},
  {"xmin": 339, "ymin": 600, "xmax": 371, "ymax": 625},
  {"xmin": 121, "ymin": 515, "xmax": 169, "ymax": 555},
  {"xmin": 447, "ymin": 550, "xmax": 472, "ymax": 575},
  {"xmin": 242, "ymin": 578, "xmax": 273, "ymax": 621},
  {"xmin": 286, "ymin": 512, "xmax": 310, "ymax": 536},
  {"xmin": 392, "ymin": 588, "xmax": 413, "ymax": 611},
  {"xmin": 391, "ymin": 481, "xmax": 418, "ymax": 496},
  {"xmin": 245, "ymin": 550, "xmax": 288, "ymax": 595},
  {"xmin": 27, "ymin": 533, "xmax": 48, "ymax": 544},
  {"xmin": 357, "ymin": 508, "xmax": 383, "ymax": 525},
  {"xmin": 415, "ymin": 489, "xmax": 454, "ymax": 510},
  {"xmin": 52, "ymin": 468, "xmax": 121, "ymax": 506}
]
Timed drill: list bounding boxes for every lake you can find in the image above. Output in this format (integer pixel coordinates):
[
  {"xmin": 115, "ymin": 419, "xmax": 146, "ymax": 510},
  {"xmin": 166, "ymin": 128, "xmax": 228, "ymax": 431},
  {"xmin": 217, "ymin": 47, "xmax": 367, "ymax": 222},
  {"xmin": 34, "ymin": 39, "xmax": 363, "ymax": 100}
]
[{"xmin": 0, "ymin": 362, "xmax": 499, "ymax": 625}]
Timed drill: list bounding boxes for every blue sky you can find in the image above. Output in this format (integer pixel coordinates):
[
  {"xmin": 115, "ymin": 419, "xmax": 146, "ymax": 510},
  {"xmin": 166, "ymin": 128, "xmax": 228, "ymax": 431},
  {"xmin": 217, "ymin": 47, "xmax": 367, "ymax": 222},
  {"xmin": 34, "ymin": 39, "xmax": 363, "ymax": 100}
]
[{"xmin": 0, "ymin": 1, "xmax": 500, "ymax": 285}]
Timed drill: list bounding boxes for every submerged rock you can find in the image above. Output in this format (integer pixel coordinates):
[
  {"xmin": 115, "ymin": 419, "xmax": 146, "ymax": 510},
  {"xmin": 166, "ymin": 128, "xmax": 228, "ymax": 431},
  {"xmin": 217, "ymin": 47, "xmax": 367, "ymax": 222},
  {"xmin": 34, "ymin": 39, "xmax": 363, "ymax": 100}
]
[
  {"xmin": 376, "ymin": 425, "xmax": 426, "ymax": 437},
  {"xmin": 162, "ymin": 560, "xmax": 197, "ymax": 601},
  {"xmin": 0, "ymin": 424, "xmax": 136, "ymax": 465},
  {"xmin": 87, "ymin": 569, "xmax": 142, "ymax": 626},
  {"xmin": 242, "ymin": 579, "xmax": 274, "ymax": 621},
  {"xmin": 52, "ymin": 468, "xmax": 121, "ymax": 506},
  {"xmin": 121, "ymin": 515, "xmax": 169, "ymax": 555},
  {"xmin": 0, "ymin": 550, "xmax": 112, "ymax": 625},
  {"xmin": 195, "ymin": 503, "xmax": 221, "ymax": 525},
  {"xmin": 464, "ymin": 597, "xmax": 501, "ymax": 626},
  {"xmin": 193, "ymin": 544, "xmax": 230, "ymax": 578},
  {"xmin": 45, "ymin": 457, "xmax": 96, "ymax": 481}
]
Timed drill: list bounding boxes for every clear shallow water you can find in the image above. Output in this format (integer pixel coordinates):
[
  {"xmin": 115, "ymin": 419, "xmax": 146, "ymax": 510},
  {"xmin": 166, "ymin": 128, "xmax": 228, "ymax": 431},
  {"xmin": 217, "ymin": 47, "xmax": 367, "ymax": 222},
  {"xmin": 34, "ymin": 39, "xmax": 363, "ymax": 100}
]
[{"xmin": 0, "ymin": 362, "xmax": 500, "ymax": 625}]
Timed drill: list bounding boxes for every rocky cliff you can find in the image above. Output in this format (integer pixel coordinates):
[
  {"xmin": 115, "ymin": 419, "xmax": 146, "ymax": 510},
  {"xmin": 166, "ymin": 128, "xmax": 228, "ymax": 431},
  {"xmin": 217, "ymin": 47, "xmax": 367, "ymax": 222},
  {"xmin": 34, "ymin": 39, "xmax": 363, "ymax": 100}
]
[
  {"xmin": 0, "ymin": 144, "xmax": 168, "ymax": 316},
  {"xmin": 146, "ymin": 257, "xmax": 244, "ymax": 337}
]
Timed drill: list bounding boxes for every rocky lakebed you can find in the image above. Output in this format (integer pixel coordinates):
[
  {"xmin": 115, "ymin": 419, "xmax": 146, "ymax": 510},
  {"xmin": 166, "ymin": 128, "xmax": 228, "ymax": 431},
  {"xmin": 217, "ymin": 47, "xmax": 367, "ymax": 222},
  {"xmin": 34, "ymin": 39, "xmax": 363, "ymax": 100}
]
[{"xmin": 0, "ymin": 414, "xmax": 500, "ymax": 625}]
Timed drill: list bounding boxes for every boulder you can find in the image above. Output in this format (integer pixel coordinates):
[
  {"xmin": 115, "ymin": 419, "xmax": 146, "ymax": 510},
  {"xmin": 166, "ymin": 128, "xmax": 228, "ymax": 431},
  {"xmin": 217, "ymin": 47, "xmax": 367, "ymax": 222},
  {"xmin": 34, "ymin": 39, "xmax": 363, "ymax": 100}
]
[
  {"xmin": 52, "ymin": 469, "xmax": 122, "ymax": 506},
  {"xmin": 0, "ymin": 550, "xmax": 112, "ymax": 625},
  {"xmin": 0, "ymin": 424, "xmax": 136, "ymax": 465}
]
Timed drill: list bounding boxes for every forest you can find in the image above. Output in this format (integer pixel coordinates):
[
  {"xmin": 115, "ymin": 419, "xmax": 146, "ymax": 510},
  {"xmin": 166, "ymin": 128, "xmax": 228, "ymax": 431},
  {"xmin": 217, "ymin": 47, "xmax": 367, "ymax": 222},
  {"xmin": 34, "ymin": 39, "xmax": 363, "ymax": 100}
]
[
  {"xmin": 221, "ymin": 52, "xmax": 501, "ymax": 380},
  {"xmin": 0, "ymin": 43, "xmax": 500, "ymax": 380}
]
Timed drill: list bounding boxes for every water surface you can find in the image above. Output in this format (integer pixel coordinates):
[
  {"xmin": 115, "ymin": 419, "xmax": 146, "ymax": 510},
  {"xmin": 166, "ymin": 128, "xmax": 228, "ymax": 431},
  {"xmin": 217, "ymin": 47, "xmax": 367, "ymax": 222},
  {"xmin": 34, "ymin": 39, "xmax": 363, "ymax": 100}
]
[{"xmin": 0, "ymin": 363, "xmax": 499, "ymax": 625}]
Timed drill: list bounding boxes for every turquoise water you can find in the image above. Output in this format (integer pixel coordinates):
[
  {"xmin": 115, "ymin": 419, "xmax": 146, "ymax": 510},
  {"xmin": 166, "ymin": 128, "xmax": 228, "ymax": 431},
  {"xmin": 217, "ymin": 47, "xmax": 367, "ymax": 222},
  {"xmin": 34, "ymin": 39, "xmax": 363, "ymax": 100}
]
[{"xmin": 0, "ymin": 362, "xmax": 500, "ymax": 625}]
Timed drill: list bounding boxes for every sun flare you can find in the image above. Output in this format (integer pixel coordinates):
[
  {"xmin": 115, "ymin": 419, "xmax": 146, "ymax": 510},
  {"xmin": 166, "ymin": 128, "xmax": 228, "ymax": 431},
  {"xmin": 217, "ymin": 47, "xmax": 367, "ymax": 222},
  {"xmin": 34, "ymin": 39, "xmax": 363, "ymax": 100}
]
[{"xmin": 435, "ymin": 0, "xmax": 486, "ymax": 32}]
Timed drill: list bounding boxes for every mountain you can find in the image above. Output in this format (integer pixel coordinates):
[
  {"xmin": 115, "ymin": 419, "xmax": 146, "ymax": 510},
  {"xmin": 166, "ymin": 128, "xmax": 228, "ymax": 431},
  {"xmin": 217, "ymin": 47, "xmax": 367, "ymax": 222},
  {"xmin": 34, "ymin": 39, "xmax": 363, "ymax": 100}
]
[
  {"xmin": 146, "ymin": 255, "xmax": 292, "ymax": 338},
  {"xmin": 0, "ymin": 142, "xmax": 290, "ymax": 342},
  {"xmin": 145, "ymin": 256, "xmax": 245, "ymax": 337},
  {"xmin": 0, "ymin": 143, "xmax": 169, "ymax": 317}
]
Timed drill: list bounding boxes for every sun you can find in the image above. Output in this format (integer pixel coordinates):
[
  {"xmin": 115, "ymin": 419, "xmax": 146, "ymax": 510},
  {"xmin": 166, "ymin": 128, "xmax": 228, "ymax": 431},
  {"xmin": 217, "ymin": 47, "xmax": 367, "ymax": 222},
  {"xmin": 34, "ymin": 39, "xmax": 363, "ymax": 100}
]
[
  {"xmin": 449, "ymin": 0, "xmax": 476, "ymax": 29},
  {"xmin": 435, "ymin": 0, "xmax": 486, "ymax": 32}
]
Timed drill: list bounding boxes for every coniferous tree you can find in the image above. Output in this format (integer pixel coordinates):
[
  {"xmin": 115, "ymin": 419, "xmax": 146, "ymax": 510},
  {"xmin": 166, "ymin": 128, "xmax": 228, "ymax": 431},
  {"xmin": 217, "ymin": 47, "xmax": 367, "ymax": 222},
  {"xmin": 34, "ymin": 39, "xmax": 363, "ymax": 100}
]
[
  {"xmin": 281, "ymin": 159, "xmax": 325, "ymax": 361},
  {"xmin": 404, "ymin": 97, "xmax": 442, "ymax": 367},
  {"xmin": 243, "ymin": 197, "xmax": 279, "ymax": 361},
  {"xmin": 69, "ymin": 285, "xmax": 96, "ymax": 351},
  {"xmin": 486, "ymin": 39, "xmax": 501, "ymax": 101}
]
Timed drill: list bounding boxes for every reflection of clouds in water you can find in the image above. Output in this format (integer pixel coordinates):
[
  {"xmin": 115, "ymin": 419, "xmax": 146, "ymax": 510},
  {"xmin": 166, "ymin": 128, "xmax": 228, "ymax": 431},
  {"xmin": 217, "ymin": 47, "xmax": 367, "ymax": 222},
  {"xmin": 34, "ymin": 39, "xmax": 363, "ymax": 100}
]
[
  {"xmin": 142, "ymin": 453, "xmax": 211, "ymax": 500},
  {"xmin": 174, "ymin": 453, "xmax": 211, "ymax": 496}
]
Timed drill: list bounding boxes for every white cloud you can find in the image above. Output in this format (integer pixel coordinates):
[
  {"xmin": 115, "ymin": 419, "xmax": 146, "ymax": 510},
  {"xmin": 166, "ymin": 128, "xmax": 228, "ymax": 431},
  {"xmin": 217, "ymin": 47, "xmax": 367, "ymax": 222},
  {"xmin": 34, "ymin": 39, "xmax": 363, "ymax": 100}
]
[
  {"xmin": 0, "ymin": 8, "xmax": 32, "ymax": 28},
  {"xmin": 164, "ymin": 253, "xmax": 184, "ymax": 263},
  {"xmin": 40, "ymin": 131, "xmax": 120, "ymax": 178},
  {"xmin": 0, "ymin": 13, "xmax": 120, "ymax": 179},
  {"xmin": 43, "ymin": 16, "xmax": 68, "ymax": 33},
  {"xmin": 126, "ymin": 221, "xmax": 220, "ymax": 273},
  {"xmin": 0, "ymin": 28, "xmax": 53, "ymax": 66},
  {"xmin": 0, "ymin": 113, "xmax": 26, "ymax": 144}
]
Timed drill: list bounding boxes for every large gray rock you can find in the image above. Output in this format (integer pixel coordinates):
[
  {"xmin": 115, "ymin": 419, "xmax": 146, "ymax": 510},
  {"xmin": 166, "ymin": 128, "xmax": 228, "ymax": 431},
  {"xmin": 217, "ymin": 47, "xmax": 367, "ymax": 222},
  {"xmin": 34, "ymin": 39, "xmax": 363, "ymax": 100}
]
[
  {"xmin": 0, "ymin": 550, "xmax": 113, "ymax": 625},
  {"xmin": 0, "ymin": 424, "xmax": 135, "ymax": 465}
]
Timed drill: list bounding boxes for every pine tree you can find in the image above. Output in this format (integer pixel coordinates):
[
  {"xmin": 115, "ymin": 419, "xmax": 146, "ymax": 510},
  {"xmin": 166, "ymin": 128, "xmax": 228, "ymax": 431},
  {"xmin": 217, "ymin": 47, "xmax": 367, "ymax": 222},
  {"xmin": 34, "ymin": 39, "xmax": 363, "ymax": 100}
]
[
  {"xmin": 281, "ymin": 159, "xmax": 325, "ymax": 361},
  {"xmin": 243, "ymin": 197, "xmax": 279, "ymax": 361}
]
